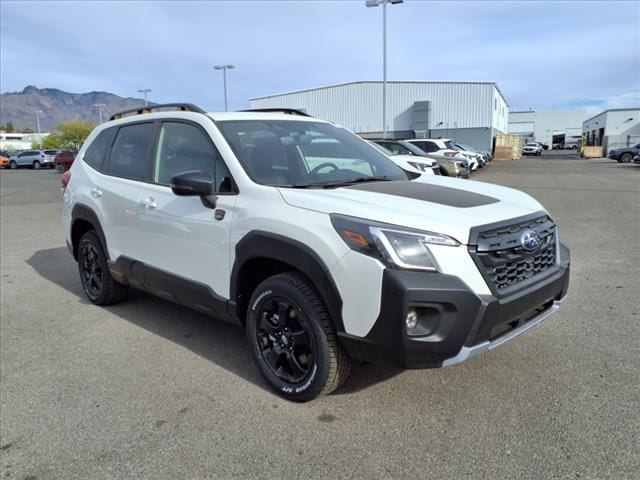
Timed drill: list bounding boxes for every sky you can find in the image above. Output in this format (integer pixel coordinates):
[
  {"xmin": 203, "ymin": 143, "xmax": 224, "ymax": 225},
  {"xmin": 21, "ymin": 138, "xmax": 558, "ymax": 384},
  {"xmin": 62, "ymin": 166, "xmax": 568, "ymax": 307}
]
[{"xmin": 1, "ymin": 0, "xmax": 639, "ymax": 114}]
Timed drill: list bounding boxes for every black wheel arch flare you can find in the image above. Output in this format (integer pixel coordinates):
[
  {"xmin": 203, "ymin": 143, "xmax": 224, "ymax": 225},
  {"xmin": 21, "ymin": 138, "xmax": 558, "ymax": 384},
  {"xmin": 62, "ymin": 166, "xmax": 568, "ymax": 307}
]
[
  {"xmin": 231, "ymin": 231, "xmax": 345, "ymax": 333},
  {"xmin": 71, "ymin": 204, "xmax": 108, "ymax": 260}
]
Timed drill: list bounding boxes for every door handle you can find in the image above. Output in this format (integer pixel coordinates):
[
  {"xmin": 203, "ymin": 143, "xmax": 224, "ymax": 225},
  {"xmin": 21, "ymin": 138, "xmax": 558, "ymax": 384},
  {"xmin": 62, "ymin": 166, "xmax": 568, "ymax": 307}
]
[
  {"xmin": 141, "ymin": 197, "xmax": 157, "ymax": 209},
  {"xmin": 91, "ymin": 188, "xmax": 102, "ymax": 198}
]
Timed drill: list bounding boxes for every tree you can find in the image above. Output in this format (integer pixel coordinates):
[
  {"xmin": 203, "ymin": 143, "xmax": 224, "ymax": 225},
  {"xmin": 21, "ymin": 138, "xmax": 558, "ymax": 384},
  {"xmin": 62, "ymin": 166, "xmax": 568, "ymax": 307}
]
[
  {"xmin": 1, "ymin": 122, "xmax": 15, "ymax": 132},
  {"xmin": 32, "ymin": 119, "xmax": 96, "ymax": 150}
]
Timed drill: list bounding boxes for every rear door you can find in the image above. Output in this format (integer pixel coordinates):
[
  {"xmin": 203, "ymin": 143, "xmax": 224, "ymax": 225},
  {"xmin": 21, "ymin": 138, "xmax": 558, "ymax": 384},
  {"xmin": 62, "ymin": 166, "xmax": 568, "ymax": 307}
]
[
  {"xmin": 98, "ymin": 122, "xmax": 156, "ymax": 262},
  {"xmin": 135, "ymin": 120, "xmax": 237, "ymax": 301}
]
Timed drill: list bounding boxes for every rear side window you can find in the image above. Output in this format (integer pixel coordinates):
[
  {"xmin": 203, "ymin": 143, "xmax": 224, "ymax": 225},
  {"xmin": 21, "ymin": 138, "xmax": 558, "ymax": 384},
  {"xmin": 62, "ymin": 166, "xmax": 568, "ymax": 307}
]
[
  {"xmin": 84, "ymin": 127, "xmax": 116, "ymax": 171},
  {"xmin": 106, "ymin": 123, "xmax": 155, "ymax": 181}
]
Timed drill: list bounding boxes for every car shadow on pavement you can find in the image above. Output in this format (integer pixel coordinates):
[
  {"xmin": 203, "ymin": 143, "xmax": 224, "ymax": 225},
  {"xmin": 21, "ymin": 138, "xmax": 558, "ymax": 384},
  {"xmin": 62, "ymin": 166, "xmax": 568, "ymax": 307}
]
[{"xmin": 27, "ymin": 247, "xmax": 402, "ymax": 397}]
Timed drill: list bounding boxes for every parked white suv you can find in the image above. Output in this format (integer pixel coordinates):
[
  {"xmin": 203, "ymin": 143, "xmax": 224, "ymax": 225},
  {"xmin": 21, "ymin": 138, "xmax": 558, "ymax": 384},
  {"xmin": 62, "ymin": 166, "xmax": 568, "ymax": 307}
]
[
  {"xmin": 62, "ymin": 104, "xmax": 570, "ymax": 401},
  {"xmin": 523, "ymin": 143, "xmax": 543, "ymax": 156},
  {"xmin": 407, "ymin": 138, "xmax": 479, "ymax": 171}
]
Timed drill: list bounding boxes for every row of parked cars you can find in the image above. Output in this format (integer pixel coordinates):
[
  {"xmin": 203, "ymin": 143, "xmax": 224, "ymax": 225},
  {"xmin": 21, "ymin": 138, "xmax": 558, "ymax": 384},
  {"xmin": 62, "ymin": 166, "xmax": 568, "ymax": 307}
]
[
  {"xmin": 1, "ymin": 138, "xmax": 490, "ymax": 179},
  {"xmin": 366, "ymin": 137, "xmax": 492, "ymax": 178},
  {"xmin": 0, "ymin": 149, "xmax": 76, "ymax": 172}
]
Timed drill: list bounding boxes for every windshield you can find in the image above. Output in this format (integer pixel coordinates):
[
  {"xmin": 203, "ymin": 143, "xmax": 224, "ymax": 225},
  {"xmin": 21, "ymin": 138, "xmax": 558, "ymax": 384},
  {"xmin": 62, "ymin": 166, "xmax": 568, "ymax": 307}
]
[{"xmin": 217, "ymin": 120, "xmax": 407, "ymax": 187}]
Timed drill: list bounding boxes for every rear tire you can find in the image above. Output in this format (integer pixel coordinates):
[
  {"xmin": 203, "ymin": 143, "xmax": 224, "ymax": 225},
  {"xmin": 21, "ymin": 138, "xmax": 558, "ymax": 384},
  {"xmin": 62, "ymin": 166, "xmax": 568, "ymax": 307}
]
[
  {"xmin": 32, "ymin": 160, "xmax": 41, "ymax": 170},
  {"xmin": 56, "ymin": 163, "xmax": 66, "ymax": 173},
  {"xmin": 78, "ymin": 231, "xmax": 129, "ymax": 305},
  {"xmin": 621, "ymin": 153, "xmax": 632, "ymax": 163},
  {"xmin": 246, "ymin": 272, "xmax": 351, "ymax": 402}
]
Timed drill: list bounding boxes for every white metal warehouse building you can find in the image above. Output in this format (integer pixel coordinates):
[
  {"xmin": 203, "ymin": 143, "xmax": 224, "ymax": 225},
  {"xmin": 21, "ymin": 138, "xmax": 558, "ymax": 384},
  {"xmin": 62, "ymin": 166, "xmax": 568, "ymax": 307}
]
[{"xmin": 249, "ymin": 81, "xmax": 509, "ymax": 152}]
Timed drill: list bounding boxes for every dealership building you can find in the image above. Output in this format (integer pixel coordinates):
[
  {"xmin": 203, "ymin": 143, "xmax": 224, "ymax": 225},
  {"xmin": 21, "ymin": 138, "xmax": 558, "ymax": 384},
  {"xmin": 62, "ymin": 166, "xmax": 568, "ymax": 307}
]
[
  {"xmin": 507, "ymin": 109, "xmax": 590, "ymax": 148},
  {"xmin": 582, "ymin": 108, "xmax": 640, "ymax": 152},
  {"xmin": 249, "ymin": 81, "xmax": 509, "ymax": 152}
]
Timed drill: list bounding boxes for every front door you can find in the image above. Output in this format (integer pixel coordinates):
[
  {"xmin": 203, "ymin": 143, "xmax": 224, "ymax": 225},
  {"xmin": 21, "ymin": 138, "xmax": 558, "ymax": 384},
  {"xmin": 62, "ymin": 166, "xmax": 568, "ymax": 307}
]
[{"xmin": 135, "ymin": 120, "xmax": 237, "ymax": 308}]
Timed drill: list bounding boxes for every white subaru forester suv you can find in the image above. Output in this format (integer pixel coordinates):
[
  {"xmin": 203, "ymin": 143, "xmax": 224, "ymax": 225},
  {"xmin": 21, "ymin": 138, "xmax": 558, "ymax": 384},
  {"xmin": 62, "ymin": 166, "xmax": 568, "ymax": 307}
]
[{"xmin": 62, "ymin": 104, "xmax": 570, "ymax": 402}]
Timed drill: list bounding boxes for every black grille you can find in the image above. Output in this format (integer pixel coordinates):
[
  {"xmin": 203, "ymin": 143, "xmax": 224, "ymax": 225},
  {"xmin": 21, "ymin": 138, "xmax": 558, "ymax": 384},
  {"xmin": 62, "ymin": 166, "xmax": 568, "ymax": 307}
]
[{"xmin": 471, "ymin": 215, "xmax": 558, "ymax": 294}]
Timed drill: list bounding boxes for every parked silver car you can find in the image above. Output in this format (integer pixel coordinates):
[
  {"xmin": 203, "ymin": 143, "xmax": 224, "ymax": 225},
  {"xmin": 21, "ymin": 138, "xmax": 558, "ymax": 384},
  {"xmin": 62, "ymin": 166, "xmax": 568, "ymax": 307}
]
[{"xmin": 8, "ymin": 150, "xmax": 58, "ymax": 169}]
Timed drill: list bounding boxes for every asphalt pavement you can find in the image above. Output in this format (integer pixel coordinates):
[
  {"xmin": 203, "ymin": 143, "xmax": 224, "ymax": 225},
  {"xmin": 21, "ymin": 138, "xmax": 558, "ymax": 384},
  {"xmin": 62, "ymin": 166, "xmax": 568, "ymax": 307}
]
[{"xmin": 1, "ymin": 155, "xmax": 639, "ymax": 480}]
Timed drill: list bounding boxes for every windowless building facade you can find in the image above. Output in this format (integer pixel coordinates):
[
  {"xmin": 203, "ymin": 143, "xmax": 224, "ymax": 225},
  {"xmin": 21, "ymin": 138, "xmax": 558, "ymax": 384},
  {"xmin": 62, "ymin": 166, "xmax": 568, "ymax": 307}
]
[{"xmin": 249, "ymin": 81, "xmax": 509, "ymax": 152}]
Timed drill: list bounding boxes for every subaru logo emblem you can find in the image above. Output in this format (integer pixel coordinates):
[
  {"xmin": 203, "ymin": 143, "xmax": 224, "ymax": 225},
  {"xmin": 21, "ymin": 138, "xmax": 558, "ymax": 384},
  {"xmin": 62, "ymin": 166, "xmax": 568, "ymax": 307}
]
[{"xmin": 520, "ymin": 230, "xmax": 541, "ymax": 252}]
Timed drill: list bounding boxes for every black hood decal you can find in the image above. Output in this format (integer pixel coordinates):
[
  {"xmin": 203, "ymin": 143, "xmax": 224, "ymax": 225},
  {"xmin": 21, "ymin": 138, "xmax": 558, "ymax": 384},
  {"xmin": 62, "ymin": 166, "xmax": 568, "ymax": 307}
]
[{"xmin": 346, "ymin": 181, "xmax": 499, "ymax": 208}]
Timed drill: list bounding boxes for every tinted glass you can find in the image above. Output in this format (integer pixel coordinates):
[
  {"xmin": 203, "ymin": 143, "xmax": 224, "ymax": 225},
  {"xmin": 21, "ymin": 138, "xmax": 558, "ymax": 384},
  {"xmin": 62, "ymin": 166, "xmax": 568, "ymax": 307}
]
[
  {"xmin": 84, "ymin": 127, "xmax": 116, "ymax": 171},
  {"xmin": 106, "ymin": 123, "xmax": 154, "ymax": 181},
  {"xmin": 218, "ymin": 120, "xmax": 406, "ymax": 187},
  {"xmin": 401, "ymin": 141, "xmax": 431, "ymax": 155},
  {"xmin": 155, "ymin": 122, "xmax": 233, "ymax": 192},
  {"xmin": 44, "ymin": 150, "xmax": 58, "ymax": 155}
]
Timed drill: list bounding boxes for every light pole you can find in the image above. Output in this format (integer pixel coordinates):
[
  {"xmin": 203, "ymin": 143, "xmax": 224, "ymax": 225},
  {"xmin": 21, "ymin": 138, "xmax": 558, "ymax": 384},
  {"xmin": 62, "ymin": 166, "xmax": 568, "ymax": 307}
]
[
  {"xmin": 366, "ymin": 0, "xmax": 403, "ymax": 139},
  {"xmin": 35, "ymin": 110, "xmax": 43, "ymax": 134},
  {"xmin": 137, "ymin": 89, "xmax": 151, "ymax": 106},
  {"xmin": 214, "ymin": 64, "xmax": 234, "ymax": 111},
  {"xmin": 94, "ymin": 103, "xmax": 106, "ymax": 123}
]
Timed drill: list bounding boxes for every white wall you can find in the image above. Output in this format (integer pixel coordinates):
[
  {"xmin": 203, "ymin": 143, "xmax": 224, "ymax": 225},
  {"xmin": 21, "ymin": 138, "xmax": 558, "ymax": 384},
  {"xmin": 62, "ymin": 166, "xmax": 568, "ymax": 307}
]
[
  {"xmin": 509, "ymin": 109, "xmax": 590, "ymax": 145},
  {"xmin": 250, "ymin": 82, "xmax": 505, "ymax": 134}
]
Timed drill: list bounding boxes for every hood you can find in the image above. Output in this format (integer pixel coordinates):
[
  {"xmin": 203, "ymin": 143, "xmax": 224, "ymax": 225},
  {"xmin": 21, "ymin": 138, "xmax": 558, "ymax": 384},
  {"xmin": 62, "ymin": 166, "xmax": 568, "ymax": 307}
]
[{"xmin": 278, "ymin": 176, "xmax": 546, "ymax": 245}]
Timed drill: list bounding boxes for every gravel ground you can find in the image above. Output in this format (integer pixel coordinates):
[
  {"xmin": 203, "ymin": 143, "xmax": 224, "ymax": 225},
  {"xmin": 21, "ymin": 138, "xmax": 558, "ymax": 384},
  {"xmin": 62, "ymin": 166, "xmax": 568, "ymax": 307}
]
[{"xmin": 1, "ymin": 156, "xmax": 639, "ymax": 480}]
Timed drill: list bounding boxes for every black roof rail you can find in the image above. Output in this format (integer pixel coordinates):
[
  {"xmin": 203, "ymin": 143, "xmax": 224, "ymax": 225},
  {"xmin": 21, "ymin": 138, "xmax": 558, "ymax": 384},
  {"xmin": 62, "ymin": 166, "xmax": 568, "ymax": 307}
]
[
  {"xmin": 239, "ymin": 108, "xmax": 312, "ymax": 117},
  {"xmin": 109, "ymin": 103, "xmax": 206, "ymax": 121}
]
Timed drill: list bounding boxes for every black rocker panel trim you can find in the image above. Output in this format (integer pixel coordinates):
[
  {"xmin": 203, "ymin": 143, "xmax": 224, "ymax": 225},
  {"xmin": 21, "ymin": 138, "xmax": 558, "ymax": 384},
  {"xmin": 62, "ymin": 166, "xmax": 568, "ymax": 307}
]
[
  {"xmin": 231, "ymin": 231, "xmax": 344, "ymax": 332},
  {"xmin": 109, "ymin": 256, "xmax": 234, "ymax": 323},
  {"xmin": 70, "ymin": 204, "xmax": 108, "ymax": 260},
  {"xmin": 346, "ymin": 180, "xmax": 499, "ymax": 208}
]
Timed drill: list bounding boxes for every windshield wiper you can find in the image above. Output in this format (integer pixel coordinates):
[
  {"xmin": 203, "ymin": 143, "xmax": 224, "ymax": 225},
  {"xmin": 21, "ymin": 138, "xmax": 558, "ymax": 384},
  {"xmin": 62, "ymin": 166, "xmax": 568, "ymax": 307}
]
[{"xmin": 319, "ymin": 176, "xmax": 391, "ymax": 189}]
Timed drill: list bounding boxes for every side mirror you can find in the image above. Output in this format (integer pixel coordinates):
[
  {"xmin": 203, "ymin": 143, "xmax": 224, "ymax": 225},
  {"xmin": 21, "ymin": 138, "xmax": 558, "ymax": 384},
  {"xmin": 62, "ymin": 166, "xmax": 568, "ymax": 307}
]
[{"xmin": 170, "ymin": 170, "xmax": 213, "ymax": 197}]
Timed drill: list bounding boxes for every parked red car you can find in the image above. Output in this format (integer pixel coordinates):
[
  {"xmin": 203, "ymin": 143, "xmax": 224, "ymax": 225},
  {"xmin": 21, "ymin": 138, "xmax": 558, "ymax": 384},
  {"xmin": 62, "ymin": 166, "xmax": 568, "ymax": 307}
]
[{"xmin": 54, "ymin": 151, "xmax": 76, "ymax": 172}]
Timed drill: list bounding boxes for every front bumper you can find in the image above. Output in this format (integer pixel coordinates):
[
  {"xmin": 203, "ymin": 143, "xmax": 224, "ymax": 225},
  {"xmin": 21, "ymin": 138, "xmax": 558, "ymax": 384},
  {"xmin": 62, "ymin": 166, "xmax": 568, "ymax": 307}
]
[{"xmin": 339, "ymin": 242, "xmax": 570, "ymax": 369}]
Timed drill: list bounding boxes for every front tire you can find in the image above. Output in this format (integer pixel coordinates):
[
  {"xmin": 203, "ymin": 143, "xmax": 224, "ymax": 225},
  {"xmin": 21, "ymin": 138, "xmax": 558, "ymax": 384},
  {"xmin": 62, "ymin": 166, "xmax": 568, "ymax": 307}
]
[
  {"xmin": 32, "ymin": 160, "xmax": 41, "ymax": 170},
  {"xmin": 55, "ymin": 163, "xmax": 66, "ymax": 173},
  {"xmin": 620, "ymin": 153, "xmax": 632, "ymax": 163},
  {"xmin": 9, "ymin": 161, "xmax": 17, "ymax": 169},
  {"xmin": 246, "ymin": 272, "xmax": 351, "ymax": 402},
  {"xmin": 78, "ymin": 231, "xmax": 129, "ymax": 305}
]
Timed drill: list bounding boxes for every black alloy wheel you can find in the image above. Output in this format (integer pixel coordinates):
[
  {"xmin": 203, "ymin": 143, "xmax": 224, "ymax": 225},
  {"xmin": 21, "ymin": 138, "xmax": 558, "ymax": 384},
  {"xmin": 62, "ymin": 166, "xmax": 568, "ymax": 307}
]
[
  {"xmin": 77, "ymin": 231, "xmax": 129, "ymax": 305},
  {"xmin": 246, "ymin": 273, "xmax": 351, "ymax": 402},
  {"xmin": 256, "ymin": 297, "xmax": 314, "ymax": 384},
  {"xmin": 80, "ymin": 242, "xmax": 104, "ymax": 301}
]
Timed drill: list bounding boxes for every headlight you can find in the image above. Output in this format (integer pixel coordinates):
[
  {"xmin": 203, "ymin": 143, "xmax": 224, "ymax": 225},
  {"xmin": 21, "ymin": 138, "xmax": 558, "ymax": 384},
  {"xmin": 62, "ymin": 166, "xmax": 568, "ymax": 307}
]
[
  {"xmin": 330, "ymin": 214, "xmax": 459, "ymax": 271},
  {"xmin": 407, "ymin": 161, "xmax": 431, "ymax": 172}
]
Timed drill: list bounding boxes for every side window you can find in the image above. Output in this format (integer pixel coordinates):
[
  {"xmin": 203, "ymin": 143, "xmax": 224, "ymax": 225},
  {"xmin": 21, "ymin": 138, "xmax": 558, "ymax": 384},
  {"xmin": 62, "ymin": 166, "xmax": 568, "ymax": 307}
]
[
  {"xmin": 106, "ymin": 123, "xmax": 155, "ymax": 181},
  {"xmin": 83, "ymin": 127, "xmax": 116, "ymax": 171},
  {"xmin": 155, "ymin": 122, "xmax": 233, "ymax": 193},
  {"xmin": 424, "ymin": 141, "xmax": 438, "ymax": 152}
]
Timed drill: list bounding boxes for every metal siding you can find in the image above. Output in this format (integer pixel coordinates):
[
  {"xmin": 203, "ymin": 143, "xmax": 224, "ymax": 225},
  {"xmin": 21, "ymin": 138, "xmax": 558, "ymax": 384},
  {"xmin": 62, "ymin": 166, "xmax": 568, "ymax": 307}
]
[{"xmin": 249, "ymin": 82, "xmax": 500, "ymax": 133}]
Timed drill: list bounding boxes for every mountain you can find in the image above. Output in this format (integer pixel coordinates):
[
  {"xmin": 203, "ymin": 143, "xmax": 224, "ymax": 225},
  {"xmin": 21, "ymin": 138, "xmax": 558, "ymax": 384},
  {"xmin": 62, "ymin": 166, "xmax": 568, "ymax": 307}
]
[{"xmin": 0, "ymin": 86, "xmax": 152, "ymax": 132}]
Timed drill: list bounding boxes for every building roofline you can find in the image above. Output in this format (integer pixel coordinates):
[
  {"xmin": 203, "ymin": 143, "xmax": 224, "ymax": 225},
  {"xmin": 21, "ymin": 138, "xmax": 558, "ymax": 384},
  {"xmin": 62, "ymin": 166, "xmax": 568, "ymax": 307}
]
[
  {"xmin": 582, "ymin": 107, "xmax": 640, "ymax": 124},
  {"xmin": 509, "ymin": 110, "xmax": 535, "ymax": 114},
  {"xmin": 250, "ymin": 80, "xmax": 510, "ymax": 106}
]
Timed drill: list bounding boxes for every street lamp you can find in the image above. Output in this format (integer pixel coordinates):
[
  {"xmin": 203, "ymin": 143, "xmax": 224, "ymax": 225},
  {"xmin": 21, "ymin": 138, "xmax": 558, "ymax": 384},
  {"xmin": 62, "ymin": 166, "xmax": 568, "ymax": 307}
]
[
  {"xmin": 35, "ymin": 110, "xmax": 43, "ymax": 134},
  {"xmin": 366, "ymin": 0, "xmax": 403, "ymax": 139},
  {"xmin": 137, "ymin": 89, "xmax": 152, "ymax": 106},
  {"xmin": 93, "ymin": 103, "xmax": 106, "ymax": 124},
  {"xmin": 214, "ymin": 64, "xmax": 235, "ymax": 111}
]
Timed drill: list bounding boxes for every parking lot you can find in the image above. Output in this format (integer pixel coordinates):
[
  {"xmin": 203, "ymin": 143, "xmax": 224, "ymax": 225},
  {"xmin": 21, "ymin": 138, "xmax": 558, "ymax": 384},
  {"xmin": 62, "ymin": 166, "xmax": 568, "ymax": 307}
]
[{"xmin": 1, "ymin": 155, "xmax": 639, "ymax": 479}]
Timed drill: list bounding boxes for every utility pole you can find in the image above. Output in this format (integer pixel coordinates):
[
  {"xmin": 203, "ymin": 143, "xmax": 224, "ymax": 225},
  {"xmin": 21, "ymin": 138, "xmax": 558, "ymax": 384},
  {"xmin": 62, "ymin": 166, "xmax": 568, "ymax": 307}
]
[
  {"xmin": 93, "ymin": 103, "xmax": 106, "ymax": 123},
  {"xmin": 137, "ymin": 89, "xmax": 152, "ymax": 106},
  {"xmin": 35, "ymin": 110, "xmax": 43, "ymax": 134},
  {"xmin": 214, "ymin": 64, "xmax": 235, "ymax": 111},
  {"xmin": 365, "ymin": 0, "xmax": 403, "ymax": 139}
]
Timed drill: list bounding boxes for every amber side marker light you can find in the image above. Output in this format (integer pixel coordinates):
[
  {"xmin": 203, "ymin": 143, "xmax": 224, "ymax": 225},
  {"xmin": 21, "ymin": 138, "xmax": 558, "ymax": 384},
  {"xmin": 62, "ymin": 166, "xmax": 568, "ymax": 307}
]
[{"xmin": 343, "ymin": 230, "xmax": 369, "ymax": 247}]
